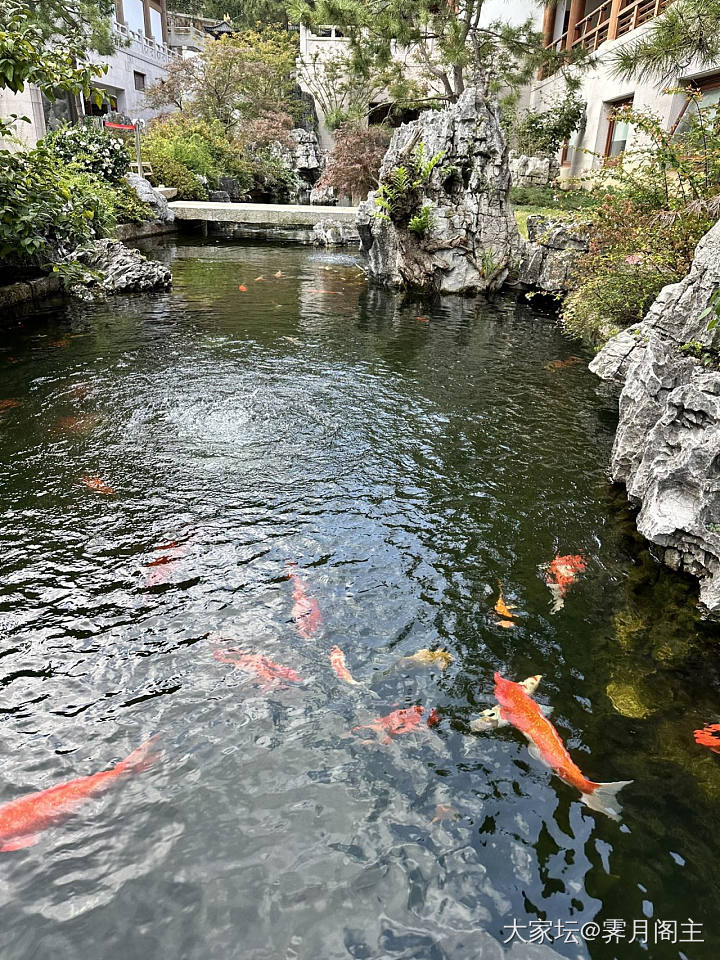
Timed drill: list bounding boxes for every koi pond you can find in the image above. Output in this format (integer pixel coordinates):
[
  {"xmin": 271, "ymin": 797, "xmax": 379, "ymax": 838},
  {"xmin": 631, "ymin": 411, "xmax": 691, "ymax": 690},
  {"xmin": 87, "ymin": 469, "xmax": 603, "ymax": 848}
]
[{"xmin": 1, "ymin": 239, "xmax": 719, "ymax": 960}]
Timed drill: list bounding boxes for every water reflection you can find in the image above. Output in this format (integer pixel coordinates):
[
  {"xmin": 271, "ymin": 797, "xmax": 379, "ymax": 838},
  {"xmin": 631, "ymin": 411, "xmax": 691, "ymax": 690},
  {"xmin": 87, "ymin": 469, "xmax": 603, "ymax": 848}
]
[{"xmin": 0, "ymin": 240, "xmax": 717, "ymax": 960}]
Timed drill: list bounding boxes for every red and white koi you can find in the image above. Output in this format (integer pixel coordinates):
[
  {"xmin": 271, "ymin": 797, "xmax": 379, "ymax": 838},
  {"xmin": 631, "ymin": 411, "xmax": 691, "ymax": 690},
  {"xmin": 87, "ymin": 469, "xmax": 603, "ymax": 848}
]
[
  {"xmin": 144, "ymin": 539, "xmax": 187, "ymax": 587},
  {"xmin": 213, "ymin": 647, "xmax": 302, "ymax": 687},
  {"xmin": 484, "ymin": 673, "xmax": 632, "ymax": 820},
  {"xmin": 0, "ymin": 738, "xmax": 160, "ymax": 852},
  {"xmin": 541, "ymin": 554, "xmax": 586, "ymax": 613},
  {"xmin": 354, "ymin": 706, "xmax": 439, "ymax": 744}
]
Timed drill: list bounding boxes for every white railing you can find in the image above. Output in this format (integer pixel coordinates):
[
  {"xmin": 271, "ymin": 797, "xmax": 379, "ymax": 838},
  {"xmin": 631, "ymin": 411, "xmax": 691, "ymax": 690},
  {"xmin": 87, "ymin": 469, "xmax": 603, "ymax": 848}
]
[{"xmin": 113, "ymin": 20, "xmax": 179, "ymax": 58}]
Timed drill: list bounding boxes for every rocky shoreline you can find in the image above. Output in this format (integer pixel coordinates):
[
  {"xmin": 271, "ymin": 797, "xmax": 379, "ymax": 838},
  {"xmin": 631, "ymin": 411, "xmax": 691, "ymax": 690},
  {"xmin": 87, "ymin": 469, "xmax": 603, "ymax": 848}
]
[{"xmin": 591, "ymin": 220, "xmax": 720, "ymax": 613}]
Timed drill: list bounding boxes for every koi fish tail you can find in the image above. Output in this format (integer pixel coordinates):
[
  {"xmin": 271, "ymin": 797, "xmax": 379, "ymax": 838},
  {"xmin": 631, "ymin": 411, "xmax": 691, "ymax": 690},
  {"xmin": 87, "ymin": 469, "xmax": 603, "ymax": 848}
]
[
  {"xmin": 115, "ymin": 736, "xmax": 161, "ymax": 776},
  {"xmin": 581, "ymin": 780, "xmax": 633, "ymax": 821},
  {"xmin": 694, "ymin": 723, "xmax": 720, "ymax": 751}
]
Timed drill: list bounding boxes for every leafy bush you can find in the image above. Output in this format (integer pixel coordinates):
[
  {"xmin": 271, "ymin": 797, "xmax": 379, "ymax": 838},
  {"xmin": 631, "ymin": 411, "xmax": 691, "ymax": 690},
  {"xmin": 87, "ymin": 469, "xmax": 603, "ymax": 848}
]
[
  {"xmin": 513, "ymin": 90, "xmax": 585, "ymax": 158},
  {"xmin": 561, "ymin": 197, "xmax": 712, "ymax": 343},
  {"xmin": 373, "ymin": 142, "xmax": 445, "ymax": 224},
  {"xmin": 509, "ymin": 185, "xmax": 598, "ymax": 211},
  {"xmin": 143, "ymin": 115, "xmax": 256, "ymax": 199},
  {"xmin": 247, "ymin": 146, "xmax": 302, "ymax": 201},
  {"xmin": 44, "ymin": 122, "xmax": 130, "ymax": 182},
  {"xmin": 146, "ymin": 153, "xmax": 208, "ymax": 200},
  {"xmin": 0, "ymin": 144, "xmax": 110, "ymax": 265},
  {"xmin": 560, "ymin": 95, "xmax": 720, "ymax": 345},
  {"xmin": 318, "ymin": 124, "xmax": 392, "ymax": 203}
]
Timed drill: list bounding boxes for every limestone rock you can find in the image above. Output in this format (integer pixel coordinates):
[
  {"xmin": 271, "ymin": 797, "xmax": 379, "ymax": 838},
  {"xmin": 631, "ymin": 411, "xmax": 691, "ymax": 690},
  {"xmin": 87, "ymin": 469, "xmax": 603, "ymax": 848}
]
[
  {"xmin": 516, "ymin": 216, "xmax": 590, "ymax": 293},
  {"xmin": 218, "ymin": 176, "xmax": 246, "ymax": 201},
  {"xmin": 125, "ymin": 173, "xmax": 175, "ymax": 223},
  {"xmin": 67, "ymin": 239, "xmax": 172, "ymax": 301},
  {"xmin": 310, "ymin": 185, "xmax": 336, "ymax": 206},
  {"xmin": 208, "ymin": 190, "xmax": 231, "ymax": 203},
  {"xmin": 590, "ymin": 218, "xmax": 720, "ymax": 383},
  {"xmin": 290, "ymin": 128, "xmax": 322, "ymax": 177},
  {"xmin": 590, "ymin": 218, "xmax": 720, "ymax": 612},
  {"xmin": 312, "ymin": 219, "xmax": 359, "ymax": 247},
  {"xmin": 357, "ymin": 83, "xmax": 521, "ymax": 294},
  {"xmin": 509, "ymin": 152, "xmax": 559, "ymax": 189}
]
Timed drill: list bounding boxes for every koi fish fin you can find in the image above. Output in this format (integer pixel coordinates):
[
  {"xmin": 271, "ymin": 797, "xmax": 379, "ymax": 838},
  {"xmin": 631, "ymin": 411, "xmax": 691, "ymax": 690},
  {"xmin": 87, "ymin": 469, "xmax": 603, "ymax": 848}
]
[
  {"xmin": 527, "ymin": 742, "xmax": 545, "ymax": 764},
  {"xmin": 470, "ymin": 706, "xmax": 506, "ymax": 732},
  {"xmin": 0, "ymin": 834, "xmax": 40, "ymax": 851},
  {"xmin": 115, "ymin": 736, "xmax": 161, "ymax": 775},
  {"xmin": 539, "ymin": 705, "xmax": 554, "ymax": 717},
  {"xmin": 581, "ymin": 780, "xmax": 633, "ymax": 821}
]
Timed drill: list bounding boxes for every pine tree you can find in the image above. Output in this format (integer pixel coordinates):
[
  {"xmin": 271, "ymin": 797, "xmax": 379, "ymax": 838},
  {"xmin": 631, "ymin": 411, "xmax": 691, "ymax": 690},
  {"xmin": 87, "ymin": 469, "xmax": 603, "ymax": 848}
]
[{"xmin": 611, "ymin": 0, "xmax": 720, "ymax": 82}]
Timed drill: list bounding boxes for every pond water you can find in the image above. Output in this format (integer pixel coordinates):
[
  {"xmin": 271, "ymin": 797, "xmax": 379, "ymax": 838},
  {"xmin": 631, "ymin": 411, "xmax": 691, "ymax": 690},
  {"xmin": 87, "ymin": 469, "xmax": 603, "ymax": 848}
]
[{"xmin": 1, "ymin": 239, "xmax": 719, "ymax": 960}]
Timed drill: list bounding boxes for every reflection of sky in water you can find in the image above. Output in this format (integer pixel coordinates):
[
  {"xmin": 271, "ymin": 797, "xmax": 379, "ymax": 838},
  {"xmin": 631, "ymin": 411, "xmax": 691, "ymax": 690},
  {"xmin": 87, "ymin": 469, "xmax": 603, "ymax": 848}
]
[{"xmin": 0, "ymin": 241, "xmax": 717, "ymax": 960}]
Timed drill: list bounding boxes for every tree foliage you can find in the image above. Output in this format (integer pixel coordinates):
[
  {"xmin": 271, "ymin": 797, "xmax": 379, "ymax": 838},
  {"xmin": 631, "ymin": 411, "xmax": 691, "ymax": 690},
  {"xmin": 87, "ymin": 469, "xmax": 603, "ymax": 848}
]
[
  {"xmin": 611, "ymin": 0, "xmax": 720, "ymax": 83},
  {"xmin": 512, "ymin": 83, "xmax": 585, "ymax": 157},
  {"xmin": 169, "ymin": 0, "xmax": 291, "ymax": 30},
  {"xmin": 0, "ymin": 2, "xmax": 107, "ymax": 138},
  {"xmin": 145, "ymin": 29, "xmax": 299, "ymax": 133},
  {"xmin": 318, "ymin": 123, "xmax": 392, "ymax": 200},
  {"xmin": 1, "ymin": 0, "xmax": 117, "ymax": 57},
  {"xmin": 290, "ymin": 0, "xmax": 586, "ymax": 107}
]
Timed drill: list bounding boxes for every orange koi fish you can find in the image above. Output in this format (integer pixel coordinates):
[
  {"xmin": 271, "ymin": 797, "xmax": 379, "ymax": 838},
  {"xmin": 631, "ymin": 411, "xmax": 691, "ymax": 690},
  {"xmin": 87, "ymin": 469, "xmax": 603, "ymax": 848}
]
[
  {"xmin": 694, "ymin": 723, "xmax": 720, "ymax": 753},
  {"xmin": 287, "ymin": 562, "xmax": 323, "ymax": 639},
  {"xmin": 545, "ymin": 357, "xmax": 583, "ymax": 371},
  {"xmin": 49, "ymin": 339, "xmax": 69, "ymax": 348},
  {"xmin": 144, "ymin": 540, "xmax": 187, "ymax": 587},
  {"xmin": 0, "ymin": 738, "xmax": 160, "ymax": 852},
  {"xmin": 416, "ymin": 316, "xmax": 429, "ymax": 324},
  {"xmin": 541, "ymin": 554, "xmax": 586, "ymax": 613},
  {"xmin": 491, "ymin": 673, "xmax": 632, "ymax": 819},
  {"xmin": 494, "ymin": 582, "xmax": 517, "ymax": 628},
  {"xmin": 80, "ymin": 476, "xmax": 115, "ymax": 495},
  {"xmin": 354, "ymin": 706, "xmax": 438, "ymax": 744},
  {"xmin": 0, "ymin": 398, "xmax": 20, "ymax": 413},
  {"xmin": 274, "ymin": 270, "xmax": 283, "ymax": 278},
  {"xmin": 213, "ymin": 647, "xmax": 301, "ymax": 687},
  {"xmin": 238, "ymin": 284, "xmax": 248, "ymax": 292},
  {"xmin": 254, "ymin": 276, "xmax": 264, "ymax": 282},
  {"xmin": 330, "ymin": 645, "xmax": 360, "ymax": 685}
]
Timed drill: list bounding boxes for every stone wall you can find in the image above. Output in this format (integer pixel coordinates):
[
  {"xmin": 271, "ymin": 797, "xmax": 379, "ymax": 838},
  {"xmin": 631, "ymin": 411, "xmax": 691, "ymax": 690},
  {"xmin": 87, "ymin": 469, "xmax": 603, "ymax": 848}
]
[{"xmin": 590, "ymin": 219, "xmax": 720, "ymax": 612}]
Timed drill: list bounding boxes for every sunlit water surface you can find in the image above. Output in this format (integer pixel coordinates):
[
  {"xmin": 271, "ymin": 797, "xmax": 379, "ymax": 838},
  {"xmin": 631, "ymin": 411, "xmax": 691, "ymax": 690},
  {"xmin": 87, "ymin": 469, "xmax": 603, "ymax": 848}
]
[{"xmin": 1, "ymin": 239, "xmax": 719, "ymax": 960}]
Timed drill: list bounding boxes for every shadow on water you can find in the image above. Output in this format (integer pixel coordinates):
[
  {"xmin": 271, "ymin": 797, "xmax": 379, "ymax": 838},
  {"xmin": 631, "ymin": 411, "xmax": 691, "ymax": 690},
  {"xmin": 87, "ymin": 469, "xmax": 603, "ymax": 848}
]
[{"xmin": 0, "ymin": 238, "xmax": 718, "ymax": 960}]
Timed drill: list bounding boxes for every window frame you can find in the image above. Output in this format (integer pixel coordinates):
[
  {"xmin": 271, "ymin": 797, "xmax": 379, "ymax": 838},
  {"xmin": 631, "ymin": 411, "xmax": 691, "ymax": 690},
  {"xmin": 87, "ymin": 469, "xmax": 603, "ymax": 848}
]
[{"xmin": 603, "ymin": 95, "xmax": 634, "ymax": 161}]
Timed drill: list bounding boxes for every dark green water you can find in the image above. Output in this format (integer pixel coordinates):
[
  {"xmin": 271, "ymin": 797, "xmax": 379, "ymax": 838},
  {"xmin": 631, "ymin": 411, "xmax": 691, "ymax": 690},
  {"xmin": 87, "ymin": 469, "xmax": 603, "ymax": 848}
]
[{"xmin": 0, "ymin": 239, "xmax": 719, "ymax": 960}]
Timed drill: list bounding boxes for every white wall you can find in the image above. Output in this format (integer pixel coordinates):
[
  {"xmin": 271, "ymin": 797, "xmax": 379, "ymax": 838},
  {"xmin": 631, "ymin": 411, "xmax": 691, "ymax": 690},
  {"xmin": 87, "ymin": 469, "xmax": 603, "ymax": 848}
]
[
  {"xmin": 480, "ymin": 0, "xmax": 544, "ymax": 27},
  {"xmin": 530, "ymin": 22, "xmax": 720, "ymax": 178}
]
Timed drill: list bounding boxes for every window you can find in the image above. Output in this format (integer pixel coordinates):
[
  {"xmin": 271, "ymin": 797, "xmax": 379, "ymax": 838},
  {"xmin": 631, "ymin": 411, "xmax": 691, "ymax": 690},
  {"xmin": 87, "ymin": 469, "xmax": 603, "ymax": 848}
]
[
  {"xmin": 673, "ymin": 73, "xmax": 720, "ymax": 134},
  {"xmin": 133, "ymin": 71, "xmax": 146, "ymax": 91},
  {"xmin": 604, "ymin": 96, "xmax": 634, "ymax": 159}
]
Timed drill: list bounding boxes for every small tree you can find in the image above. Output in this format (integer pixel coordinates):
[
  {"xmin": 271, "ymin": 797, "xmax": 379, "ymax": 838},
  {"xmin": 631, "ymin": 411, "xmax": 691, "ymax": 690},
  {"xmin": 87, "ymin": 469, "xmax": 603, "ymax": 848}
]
[
  {"xmin": 145, "ymin": 29, "xmax": 299, "ymax": 134},
  {"xmin": 318, "ymin": 124, "xmax": 392, "ymax": 202},
  {"xmin": 0, "ymin": 1, "xmax": 106, "ymax": 138}
]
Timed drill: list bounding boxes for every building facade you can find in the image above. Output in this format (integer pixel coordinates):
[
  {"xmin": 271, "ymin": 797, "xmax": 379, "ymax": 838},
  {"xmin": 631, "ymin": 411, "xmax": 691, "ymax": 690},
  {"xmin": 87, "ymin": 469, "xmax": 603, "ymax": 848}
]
[
  {"xmin": 531, "ymin": 0, "xmax": 720, "ymax": 178},
  {"xmin": 0, "ymin": 1, "xmax": 177, "ymax": 149}
]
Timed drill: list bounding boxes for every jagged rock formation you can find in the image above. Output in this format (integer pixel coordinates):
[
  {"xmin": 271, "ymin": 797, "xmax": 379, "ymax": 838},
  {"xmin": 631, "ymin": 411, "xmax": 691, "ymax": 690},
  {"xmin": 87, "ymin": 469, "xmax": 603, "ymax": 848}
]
[
  {"xmin": 290, "ymin": 128, "xmax": 322, "ymax": 182},
  {"xmin": 516, "ymin": 215, "xmax": 589, "ymax": 293},
  {"xmin": 67, "ymin": 239, "xmax": 172, "ymax": 301},
  {"xmin": 590, "ymin": 220, "xmax": 720, "ymax": 611},
  {"xmin": 125, "ymin": 173, "xmax": 175, "ymax": 223},
  {"xmin": 357, "ymin": 84, "xmax": 521, "ymax": 294},
  {"xmin": 509, "ymin": 152, "xmax": 559, "ymax": 189},
  {"xmin": 312, "ymin": 219, "xmax": 359, "ymax": 246}
]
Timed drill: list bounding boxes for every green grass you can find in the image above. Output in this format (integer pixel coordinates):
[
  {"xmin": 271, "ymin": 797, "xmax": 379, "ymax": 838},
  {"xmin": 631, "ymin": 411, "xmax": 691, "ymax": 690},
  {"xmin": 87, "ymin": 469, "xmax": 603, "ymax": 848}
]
[{"xmin": 513, "ymin": 206, "xmax": 567, "ymax": 239}]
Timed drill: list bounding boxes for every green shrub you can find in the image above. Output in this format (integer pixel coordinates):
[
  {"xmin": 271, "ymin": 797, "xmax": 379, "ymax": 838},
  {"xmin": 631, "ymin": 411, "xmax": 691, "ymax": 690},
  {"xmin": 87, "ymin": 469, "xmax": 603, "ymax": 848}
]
[
  {"xmin": 561, "ymin": 197, "xmax": 712, "ymax": 344},
  {"xmin": 111, "ymin": 181, "xmax": 154, "ymax": 223},
  {"xmin": 0, "ymin": 145, "xmax": 110, "ymax": 264},
  {"xmin": 44, "ymin": 123, "xmax": 131, "ymax": 183},
  {"xmin": 509, "ymin": 185, "xmax": 599, "ymax": 211},
  {"xmin": 146, "ymin": 153, "xmax": 207, "ymax": 201},
  {"xmin": 143, "ymin": 115, "xmax": 253, "ymax": 197}
]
